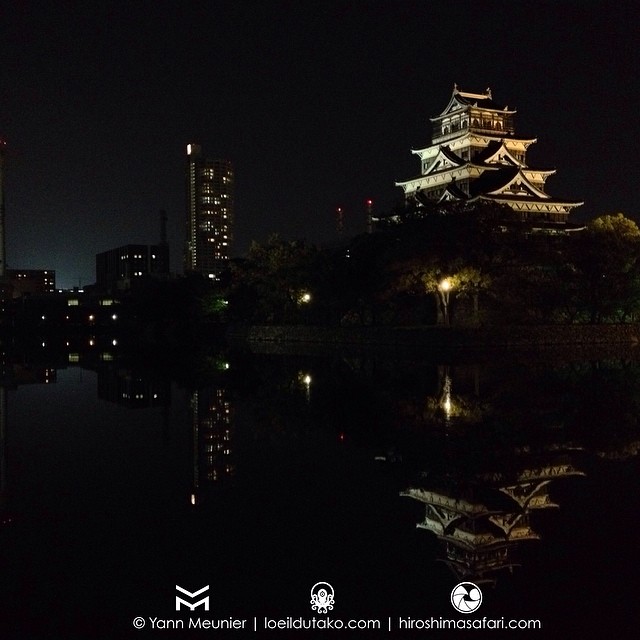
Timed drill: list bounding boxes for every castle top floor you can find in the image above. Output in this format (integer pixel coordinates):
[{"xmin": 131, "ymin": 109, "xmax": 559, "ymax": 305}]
[{"xmin": 430, "ymin": 85, "xmax": 517, "ymax": 145}]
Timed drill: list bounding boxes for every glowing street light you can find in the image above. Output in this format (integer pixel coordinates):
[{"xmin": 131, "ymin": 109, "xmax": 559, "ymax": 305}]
[
  {"xmin": 442, "ymin": 373, "xmax": 452, "ymax": 419},
  {"xmin": 296, "ymin": 290, "xmax": 312, "ymax": 305},
  {"xmin": 439, "ymin": 278, "xmax": 452, "ymax": 325},
  {"xmin": 298, "ymin": 371, "xmax": 312, "ymax": 402}
]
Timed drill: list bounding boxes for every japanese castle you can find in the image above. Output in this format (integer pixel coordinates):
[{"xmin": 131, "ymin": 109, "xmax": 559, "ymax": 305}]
[
  {"xmin": 395, "ymin": 85, "xmax": 583, "ymax": 228},
  {"xmin": 401, "ymin": 459, "xmax": 585, "ymax": 585}
]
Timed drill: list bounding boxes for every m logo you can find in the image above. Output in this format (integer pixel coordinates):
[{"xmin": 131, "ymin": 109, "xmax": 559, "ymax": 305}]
[{"xmin": 175, "ymin": 584, "xmax": 210, "ymax": 611}]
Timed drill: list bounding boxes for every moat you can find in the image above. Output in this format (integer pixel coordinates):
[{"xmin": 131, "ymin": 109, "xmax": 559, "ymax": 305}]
[{"xmin": 0, "ymin": 341, "xmax": 638, "ymax": 637}]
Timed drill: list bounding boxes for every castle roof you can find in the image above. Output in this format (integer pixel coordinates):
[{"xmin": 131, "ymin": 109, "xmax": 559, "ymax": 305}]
[
  {"xmin": 434, "ymin": 84, "xmax": 517, "ymax": 121},
  {"xmin": 469, "ymin": 165, "xmax": 519, "ymax": 196},
  {"xmin": 453, "ymin": 87, "xmax": 505, "ymax": 110}
]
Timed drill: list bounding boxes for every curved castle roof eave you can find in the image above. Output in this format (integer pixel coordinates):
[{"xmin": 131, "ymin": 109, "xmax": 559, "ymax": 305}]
[
  {"xmin": 411, "ymin": 135, "xmax": 538, "ymax": 156},
  {"xmin": 522, "ymin": 168, "xmax": 556, "ymax": 176},
  {"xmin": 477, "ymin": 194, "xmax": 585, "ymax": 208},
  {"xmin": 395, "ymin": 167, "xmax": 473, "ymax": 187},
  {"xmin": 395, "ymin": 161, "xmax": 503, "ymax": 189},
  {"xmin": 436, "ymin": 89, "xmax": 517, "ymax": 118}
]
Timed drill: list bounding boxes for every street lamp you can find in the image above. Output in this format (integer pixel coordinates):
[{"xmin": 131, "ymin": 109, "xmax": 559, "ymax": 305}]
[
  {"xmin": 294, "ymin": 290, "xmax": 312, "ymax": 305},
  {"xmin": 439, "ymin": 278, "xmax": 452, "ymax": 325},
  {"xmin": 298, "ymin": 372, "xmax": 312, "ymax": 402}
]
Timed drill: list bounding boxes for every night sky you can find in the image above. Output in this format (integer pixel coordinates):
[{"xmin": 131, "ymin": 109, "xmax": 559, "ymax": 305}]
[{"xmin": 2, "ymin": 1, "xmax": 638, "ymax": 288}]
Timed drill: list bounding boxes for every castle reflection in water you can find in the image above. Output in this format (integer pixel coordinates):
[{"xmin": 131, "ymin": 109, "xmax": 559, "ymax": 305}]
[
  {"xmin": 391, "ymin": 359, "xmax": 640, "ymax": 587},
  {"xmin": 402, "ymin": 442, "xmax": 585, "ymax": 586}
]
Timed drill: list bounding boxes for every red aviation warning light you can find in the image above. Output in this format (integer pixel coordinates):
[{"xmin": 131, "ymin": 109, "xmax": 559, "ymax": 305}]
[
  {"xmin": 336, "ymin": 206, "xmax": 344, "ymax": 237},
  {"xmin": 365, "ymin": 199, "xmax": 373, "ymax": 234}
]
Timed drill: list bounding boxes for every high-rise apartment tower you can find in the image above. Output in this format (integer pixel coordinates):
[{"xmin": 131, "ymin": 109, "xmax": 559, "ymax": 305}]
[
  {"xmin": 0, "ymin": 138, "xmax": 7, "ymax": 277},
  {"xmin": 185, "ymin": 144, "xmax": 234, "ymax": 279}
]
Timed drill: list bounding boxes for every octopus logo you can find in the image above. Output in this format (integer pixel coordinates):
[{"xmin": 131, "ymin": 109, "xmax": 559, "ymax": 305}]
[
  {"xmin": 450, "ymin": 582, "xmax": 482, "ymax": 614},
  {"xmin": 310, "ymin": 582, "xmax": 335, "ymax": 614}
]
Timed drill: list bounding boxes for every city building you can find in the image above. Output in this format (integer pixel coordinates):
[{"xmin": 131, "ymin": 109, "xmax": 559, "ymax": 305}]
[
  {"xmin": 6, "ymin": 269, "xmax": 56, "ymax": 297},
  {"xmin": 0, "ymin": 139, "xmax": 9, "ymax": 317},
  {"xmin": 96, "ymin": 244, "xmax": 169, "ymax": 292},
  {"xmin": 0, "ymin": 138, "xmax": 6, "ymax": 278},
  {"xmin": 185, "ymin": 144, "xmax": 234, "ymax": 279},
  {"xmin": 394, "ymin": 85, "xmax": 583, "ymax": 228}
]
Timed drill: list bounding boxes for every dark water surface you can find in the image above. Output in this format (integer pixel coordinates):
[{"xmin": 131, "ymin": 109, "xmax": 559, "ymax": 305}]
[{"xmin": 1, "ymin": 346, "xmax": 639, "ymax": 638}]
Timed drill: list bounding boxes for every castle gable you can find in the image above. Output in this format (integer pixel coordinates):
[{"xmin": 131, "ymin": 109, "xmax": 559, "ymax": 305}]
[
  {"xmin": 488, "ymin": 171, "xmax": 549, "ymax": 199},
  {"xmin": 476, "ymin": 141, "xmax": 524, "ymax": 167},
  {"xmin": 423, "ymin": 146, "xmax": 466, "ymax": 175}
]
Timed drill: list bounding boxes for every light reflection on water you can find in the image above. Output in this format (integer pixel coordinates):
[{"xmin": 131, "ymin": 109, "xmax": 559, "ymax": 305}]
[{"xmin": 0, "ymin": 349, "xmax": 639, "ymax": 636}]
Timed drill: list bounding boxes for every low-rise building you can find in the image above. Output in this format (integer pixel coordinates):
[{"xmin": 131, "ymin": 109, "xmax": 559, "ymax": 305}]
[
  {"xmin": 5, "ymin": 269, "xmax": 56, "ymax": 297},
  {"xmin": 96, "ymin": 244, "xmax": 169, "ymax": 292}
]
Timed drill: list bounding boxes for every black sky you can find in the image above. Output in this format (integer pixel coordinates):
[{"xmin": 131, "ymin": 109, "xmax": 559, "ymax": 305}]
[{"xmin": 1, "ymin": 0, "xmax": 638, "ymax": 288}]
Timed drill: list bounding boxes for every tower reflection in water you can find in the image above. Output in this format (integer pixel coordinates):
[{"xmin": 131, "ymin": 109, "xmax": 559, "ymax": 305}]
[
  {"xmin": 95, "ymin": 359, "xmax": 235, "ymax": 506},
  {"xmin": 400, "ymin": 364, "xmax": 586, "ymax": 586},
  {"xmin": 190, "ymin": 386, "xmax": 234, "ymax": 505},
  {"xmin": 0, "ymin": 384, "xmax": 7, "ymax": 526},
  {"xmin": 0, "ymin": 356, "xmax": 58, "ymax": 529}
]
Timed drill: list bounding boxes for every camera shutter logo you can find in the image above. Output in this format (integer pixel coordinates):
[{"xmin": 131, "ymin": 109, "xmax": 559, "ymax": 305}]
[
  {"xmin": 450, "ymin": 582, "xmax": 482, "ymax": 614},
  {"xmin": 175, "ymin": 584, "xmax": 210, "ymax": 611}
]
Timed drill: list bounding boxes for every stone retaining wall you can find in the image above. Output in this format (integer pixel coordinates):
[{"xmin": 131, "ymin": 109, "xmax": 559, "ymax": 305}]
[{"xmin": 229, "ymin": 324, "xmax": 640, "ymax": 348}]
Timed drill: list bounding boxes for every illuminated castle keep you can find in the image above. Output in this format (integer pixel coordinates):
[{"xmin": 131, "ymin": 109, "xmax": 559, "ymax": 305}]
[
  {"xmin": 402, "ymin": 457, "xmax": 585, "ymax": 586},
  {"xmin": 395, "ymin": 85, "xmax": 583, "ymax": 226}
]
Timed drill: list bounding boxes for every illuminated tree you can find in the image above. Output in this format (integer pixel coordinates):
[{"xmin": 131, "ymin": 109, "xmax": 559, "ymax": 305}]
[{"xmin": 378, "ymin": 202, "xmax": 508, "ymax": 325}]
